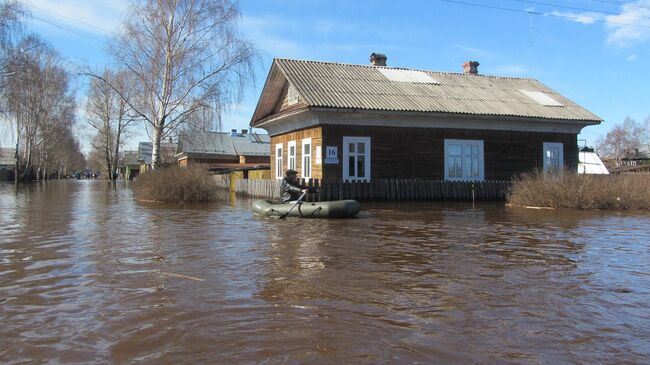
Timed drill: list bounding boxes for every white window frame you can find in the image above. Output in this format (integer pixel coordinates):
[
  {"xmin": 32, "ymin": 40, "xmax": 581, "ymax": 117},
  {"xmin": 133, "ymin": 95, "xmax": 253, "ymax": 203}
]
[
  {"xmin": 444, "ymin": 139, "xmax": 484, "ymax": 181},
  {"xmin": 275, "ymin": 143, "xmax": 283, "ymax": 179},
  {"xmin": 302, "ymin": 138, "xmax": 312, "ymax": 179},
  {"xmin": 287, "ymin": 140, "xmax": 296, "ymax": 171},
  {"xmin": 343, "ymin": 136, "xmax": 371, "ymax": 182},
  {"xmin": 543, "ymin": 142, "xmax": 564, "ymax": 173}
]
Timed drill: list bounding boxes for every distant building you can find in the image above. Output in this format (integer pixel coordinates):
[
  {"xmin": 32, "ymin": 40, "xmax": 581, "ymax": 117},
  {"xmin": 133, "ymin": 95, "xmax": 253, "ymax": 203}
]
[
  {"xmin": 621, "ymin": 146, "xmax": 650, "ymax": 166},
  {"xmin": 175, "ymin": 129, "xmax": 270, "ymax": 171},
  {"xmin": 250, "ymin": 54, "xmax": 602, "ymax": 182},
  {"xmin": 138, "ymin": 141, "xmax": 178, "ymax": 172},
  {"xmin": 0, "ymin": 147, "xmax": 15, "ymax": 181},
  {"xmin": 578, "ymin": 147, "xmax": 609, "ymax": 174},
  {"xmin": 119, "ymin": 151, "xmax": 140, "ymax": 180}
]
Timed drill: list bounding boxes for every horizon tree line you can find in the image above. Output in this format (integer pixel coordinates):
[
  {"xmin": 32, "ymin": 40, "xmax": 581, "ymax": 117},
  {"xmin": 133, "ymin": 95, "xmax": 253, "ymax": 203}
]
[{"xmin": 0, "ymin": 1, "xmax": 84, "ymax": 183}]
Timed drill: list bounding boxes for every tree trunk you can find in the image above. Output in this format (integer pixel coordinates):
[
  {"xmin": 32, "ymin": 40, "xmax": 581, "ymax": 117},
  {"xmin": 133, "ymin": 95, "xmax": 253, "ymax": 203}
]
[
  {"xmin": 14, "ymin": 127, "xmax": 19, "ymax": 185},
  {"xmin": 21, "ymin": 139, "xmax": 32, "ymax": 180},
  {"xmin": 113, "ymin": 128, "xmax": 122, "ymax": 181},
  {"xmin": 152, "ymin": 123, "xmax": 162, "ymax": 170}
]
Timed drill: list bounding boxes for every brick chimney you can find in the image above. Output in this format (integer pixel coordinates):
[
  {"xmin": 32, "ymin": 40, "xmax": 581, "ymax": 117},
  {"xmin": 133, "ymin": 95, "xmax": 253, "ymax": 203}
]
[
  {"xmin": 463, "ymin": 60, "xmax": 480, "ymax": 75},
  {"xmin": 370, "ymin": 52, "xmax": 387, "ymax": 67}
]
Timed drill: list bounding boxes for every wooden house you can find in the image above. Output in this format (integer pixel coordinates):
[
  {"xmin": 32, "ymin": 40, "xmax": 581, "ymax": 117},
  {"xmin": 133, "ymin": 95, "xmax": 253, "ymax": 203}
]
[
  {"xmin": 250, "ymin": 54, "xmax": 602, "ymax": 182},
  {"xmin": 175, "ymin": 129, "xmax": 270, "ymax": 171}
]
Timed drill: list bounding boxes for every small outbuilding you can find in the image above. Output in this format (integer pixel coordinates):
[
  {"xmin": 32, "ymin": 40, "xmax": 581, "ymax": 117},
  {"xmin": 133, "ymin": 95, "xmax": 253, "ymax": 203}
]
[
  {"xmin": 250, "ymin": 54, "xmax": 602, "ymax": 182},
  {"xmin": 175, "ymin": 129, "xmax": 270, "ymax": 171},
  {"xmin": 0, "ymin": 147, "xmax": 15, "ymax": 181},
  {"xmin": 578, "ymin": 147, "xmax": 609, "ymax": 174}
]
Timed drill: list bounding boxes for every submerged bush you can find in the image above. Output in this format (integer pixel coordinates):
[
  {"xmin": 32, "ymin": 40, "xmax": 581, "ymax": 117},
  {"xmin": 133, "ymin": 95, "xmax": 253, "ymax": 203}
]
[
  {"xmin": 132, "ymin": 165, "xmax": 217, "ymax": 203},
  {"xmin": 507, "ymin": 170, "xmax": 650, "ymax": 210}
]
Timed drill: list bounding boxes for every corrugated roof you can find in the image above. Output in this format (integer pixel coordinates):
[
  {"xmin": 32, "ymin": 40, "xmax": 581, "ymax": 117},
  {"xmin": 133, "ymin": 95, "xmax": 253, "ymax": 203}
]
[
  {"xmin": 231, "ymin": 134, "xmax": 270, "ymax": 156},
  {"xmin": 138, "ymin": 142, "xmax": 178, "ymax": 164},
  {"xmin": 178, "ymin": 131, "xmax": 270, "ymax": 157},
  {"xmin": 251, "ymin": 59, "xmax": 602, "ymax": 124},
  {"xmin": 177, "ymin": 132, "xmax": 237, "ymax": 156}
]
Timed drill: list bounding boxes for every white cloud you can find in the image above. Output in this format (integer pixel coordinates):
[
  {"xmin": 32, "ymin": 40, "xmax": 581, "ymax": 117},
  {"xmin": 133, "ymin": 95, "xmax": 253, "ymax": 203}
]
[
  {"xmin": 627, "ymin": 54, "xmax": 639, "ymax": 61},
  {"xmin": 547, "ymin": 10, "xmax": 602, "ymax": 25},
  {"xmin": 605, "ymin": 0, "xmax": 650, "ymax": 46},
  {"xmin": 240, "ymin": 15, "xmax": 303, "ymax": 58}
]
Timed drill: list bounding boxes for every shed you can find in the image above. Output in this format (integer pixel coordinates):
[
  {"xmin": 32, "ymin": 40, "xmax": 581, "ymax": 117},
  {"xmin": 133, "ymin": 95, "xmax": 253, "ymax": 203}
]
[
  {"xmin": 578, "ymin": 147, "xmax": 609, "ymax": 174},
  {"xmin": 175, "ymin": 130, "xmax": 270, "ymax": 170}
]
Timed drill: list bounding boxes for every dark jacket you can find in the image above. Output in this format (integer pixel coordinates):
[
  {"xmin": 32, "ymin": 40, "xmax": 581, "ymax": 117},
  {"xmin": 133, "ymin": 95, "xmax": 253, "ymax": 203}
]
[{"xmin": 281, "ymin": 178, "xmax": 305, "ymax": 203}]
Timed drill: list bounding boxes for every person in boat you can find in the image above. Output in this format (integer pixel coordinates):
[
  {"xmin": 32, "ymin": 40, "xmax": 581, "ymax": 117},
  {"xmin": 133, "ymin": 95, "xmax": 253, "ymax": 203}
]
[{"xmin": 281, "ymin": 169, "xmax": 309, "ymax": 203}]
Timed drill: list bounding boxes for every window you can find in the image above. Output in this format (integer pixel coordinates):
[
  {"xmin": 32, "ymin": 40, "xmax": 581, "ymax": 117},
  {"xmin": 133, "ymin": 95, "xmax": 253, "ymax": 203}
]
[
  {"xmin": 287, "ymin": 141, "xmax": 296, "ymax": 171},
  {"xmin": 302, "ymin": 138, "xmax": 312, "ymax": 179},
  {"xmin": 287, "ymin": 84, "xmax": 299, "ymax": 105},
  {"xmin": 543, "ymin": 142, "xmax": 563, "ymax": 173},
  {"xmin": 444, "ymin": 139, "xmax": 484, "ymax": 181},
  {"xmin": 343, "ymin": 136, "xmax": 371, "ymax": 182},
  {"xmin": 275, "ymin": 143, "xmax": 283, "ymax": 179}
]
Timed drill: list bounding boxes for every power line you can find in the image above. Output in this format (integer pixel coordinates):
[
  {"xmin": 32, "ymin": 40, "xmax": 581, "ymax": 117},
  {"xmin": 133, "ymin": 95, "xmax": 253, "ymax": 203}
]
[
  {"xmin": 437, "ymin": 0, "xmax": 650, "ymax": 29},
  {"xmin": 20, "ymin": 1, "xmax": 116, "ymax": 36},
  {"xmin": 512, "ymin": 0, "xmax": 650, "ymax": 21},
  {"xmin": 30, "ymin": 15, "xmax": 107, "ymax": 44},
  {"xmin": 588, "ymin": 0, "xmax": 650, "ymax": 10}
]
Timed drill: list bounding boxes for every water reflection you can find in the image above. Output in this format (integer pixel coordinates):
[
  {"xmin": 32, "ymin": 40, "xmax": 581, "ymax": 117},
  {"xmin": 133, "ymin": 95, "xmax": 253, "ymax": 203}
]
[{"xmin": 1, "ymin": 181, "xmax": 649, "ymax": 364}]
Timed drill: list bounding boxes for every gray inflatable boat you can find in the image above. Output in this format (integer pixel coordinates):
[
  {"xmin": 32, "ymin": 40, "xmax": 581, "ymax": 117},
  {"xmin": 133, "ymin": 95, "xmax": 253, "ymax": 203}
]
[{"xmin": 252, "ymin": 199, "xmax": 361, "ymax": 218}]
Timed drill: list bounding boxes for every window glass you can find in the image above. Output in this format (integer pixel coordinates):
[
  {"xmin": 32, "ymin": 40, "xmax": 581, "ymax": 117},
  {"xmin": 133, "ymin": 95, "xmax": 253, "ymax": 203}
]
[
  {"xmin": 357, "ymin": 155, "xmax": 365, "ymax": 177},
  {"xmin": 445, "ymin": 139, "xmax": 483, "ymax": 181}
]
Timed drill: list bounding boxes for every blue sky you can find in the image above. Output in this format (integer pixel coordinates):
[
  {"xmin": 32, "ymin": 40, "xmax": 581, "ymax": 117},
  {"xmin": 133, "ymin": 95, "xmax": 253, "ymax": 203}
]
[{"xmin": 7, "ymin": 0, "xmax": 650, "ymax": 151}]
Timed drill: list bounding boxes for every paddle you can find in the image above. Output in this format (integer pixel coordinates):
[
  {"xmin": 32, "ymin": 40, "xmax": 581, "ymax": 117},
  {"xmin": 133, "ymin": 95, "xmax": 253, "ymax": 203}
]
[{"xmin": 279, "ymin": 190, "xmax": 307, "ymax": 219}]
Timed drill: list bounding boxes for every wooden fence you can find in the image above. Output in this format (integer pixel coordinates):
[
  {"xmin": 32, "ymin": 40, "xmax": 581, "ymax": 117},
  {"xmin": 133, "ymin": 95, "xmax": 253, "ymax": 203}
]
[{"xmin": 214, "ymin": 175, "xmax": 510, "ymax": 202}]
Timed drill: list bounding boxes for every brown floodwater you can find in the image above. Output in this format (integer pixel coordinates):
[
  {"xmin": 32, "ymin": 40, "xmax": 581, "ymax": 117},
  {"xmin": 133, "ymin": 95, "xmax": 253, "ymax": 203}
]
[{"xmin": 1, "ymin": 180, "xmax": 649, "ymax": 364}]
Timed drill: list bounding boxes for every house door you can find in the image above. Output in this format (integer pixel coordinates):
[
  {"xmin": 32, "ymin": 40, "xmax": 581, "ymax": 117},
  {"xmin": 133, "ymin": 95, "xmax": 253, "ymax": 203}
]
[
  {"xmin": 343, "ymin": 136, "xmax": 371, "ymax": 182},
  {"xmin": 543, "ymin": 142, "xmax": 563, "ymax": 173}
]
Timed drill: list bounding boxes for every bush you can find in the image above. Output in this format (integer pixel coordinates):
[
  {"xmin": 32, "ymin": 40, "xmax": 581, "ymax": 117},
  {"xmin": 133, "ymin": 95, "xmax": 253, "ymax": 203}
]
[
  {"xmin": 132, "ymin": 165, "xmax": 217, "ymax": 203},
  {"xmin": 507, "ymin": 170, "xmax": 650, "ymax": 210}
]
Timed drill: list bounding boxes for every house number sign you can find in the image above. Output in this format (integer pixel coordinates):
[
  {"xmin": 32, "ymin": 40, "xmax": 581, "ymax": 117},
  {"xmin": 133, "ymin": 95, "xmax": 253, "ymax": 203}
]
[{"xmin": 324, "ymin": 146, "xmax": 339, "ymax": 164}]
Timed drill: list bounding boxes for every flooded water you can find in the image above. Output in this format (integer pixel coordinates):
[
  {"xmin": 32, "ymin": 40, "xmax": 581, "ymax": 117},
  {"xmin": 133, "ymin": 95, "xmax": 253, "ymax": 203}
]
[{"xmin": 1, "ymin": 181, "xmax": 649, "ymax": 364}]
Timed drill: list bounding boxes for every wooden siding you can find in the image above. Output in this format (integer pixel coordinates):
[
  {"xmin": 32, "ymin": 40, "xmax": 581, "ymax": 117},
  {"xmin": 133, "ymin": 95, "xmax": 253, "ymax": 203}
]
[
  {"xmin": 321, "ymin": 125, "xmax": 578, "ymax": 181},
  {"xmin": 273, "ymin": 81, "xmax": 308, "ymax": 114},
  {"xmin": 270, "ymin": 126, "xmax": 323, "ymax": 179}
]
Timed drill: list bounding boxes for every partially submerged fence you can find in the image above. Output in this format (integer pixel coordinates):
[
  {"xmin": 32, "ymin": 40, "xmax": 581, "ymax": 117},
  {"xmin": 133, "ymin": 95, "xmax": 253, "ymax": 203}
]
[{"xmin": 214, "ymin": 175, "xmax": 510, "ymax": 202}]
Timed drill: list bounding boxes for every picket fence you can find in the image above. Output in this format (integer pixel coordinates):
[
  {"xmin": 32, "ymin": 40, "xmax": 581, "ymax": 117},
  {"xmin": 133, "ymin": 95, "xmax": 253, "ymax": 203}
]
[{"xmin": 214, "ymin": 175, "xmax": 510, "ymax": 202}]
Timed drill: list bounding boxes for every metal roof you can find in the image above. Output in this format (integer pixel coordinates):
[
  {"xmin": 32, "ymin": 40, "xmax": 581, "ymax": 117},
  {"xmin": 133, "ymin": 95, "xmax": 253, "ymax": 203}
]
[
  {"xmin": 251, "ymin": 59, "xmax": 602, "ymax": 125},
  {"xmin": 177, "ymin": 131, "xmax": 270, "ymax": 157},
  {"xmin": 231, "ymin": 134, "xmax": 270, "ymax": 156},
  {"xmin": 138, "ymin": 142, "xmax": 178, "ymax": 164}
]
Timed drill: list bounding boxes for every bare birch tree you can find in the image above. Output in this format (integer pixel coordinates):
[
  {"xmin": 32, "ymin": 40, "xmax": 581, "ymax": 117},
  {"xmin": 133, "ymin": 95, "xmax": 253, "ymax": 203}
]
[
  {"xmin": 6, "ymin": 35, "xmax": 79, "ymax": 181},
  {"xmin": 86, "ymin": 68, "xmax": 136, "ymax": 180},
  {"xmin": 597, "ymin": 117, "xmax": 642, "ymax": 165},
  {"xmin": 103, "ymin": 0, "xmax": 256, "ymax": 169}
]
